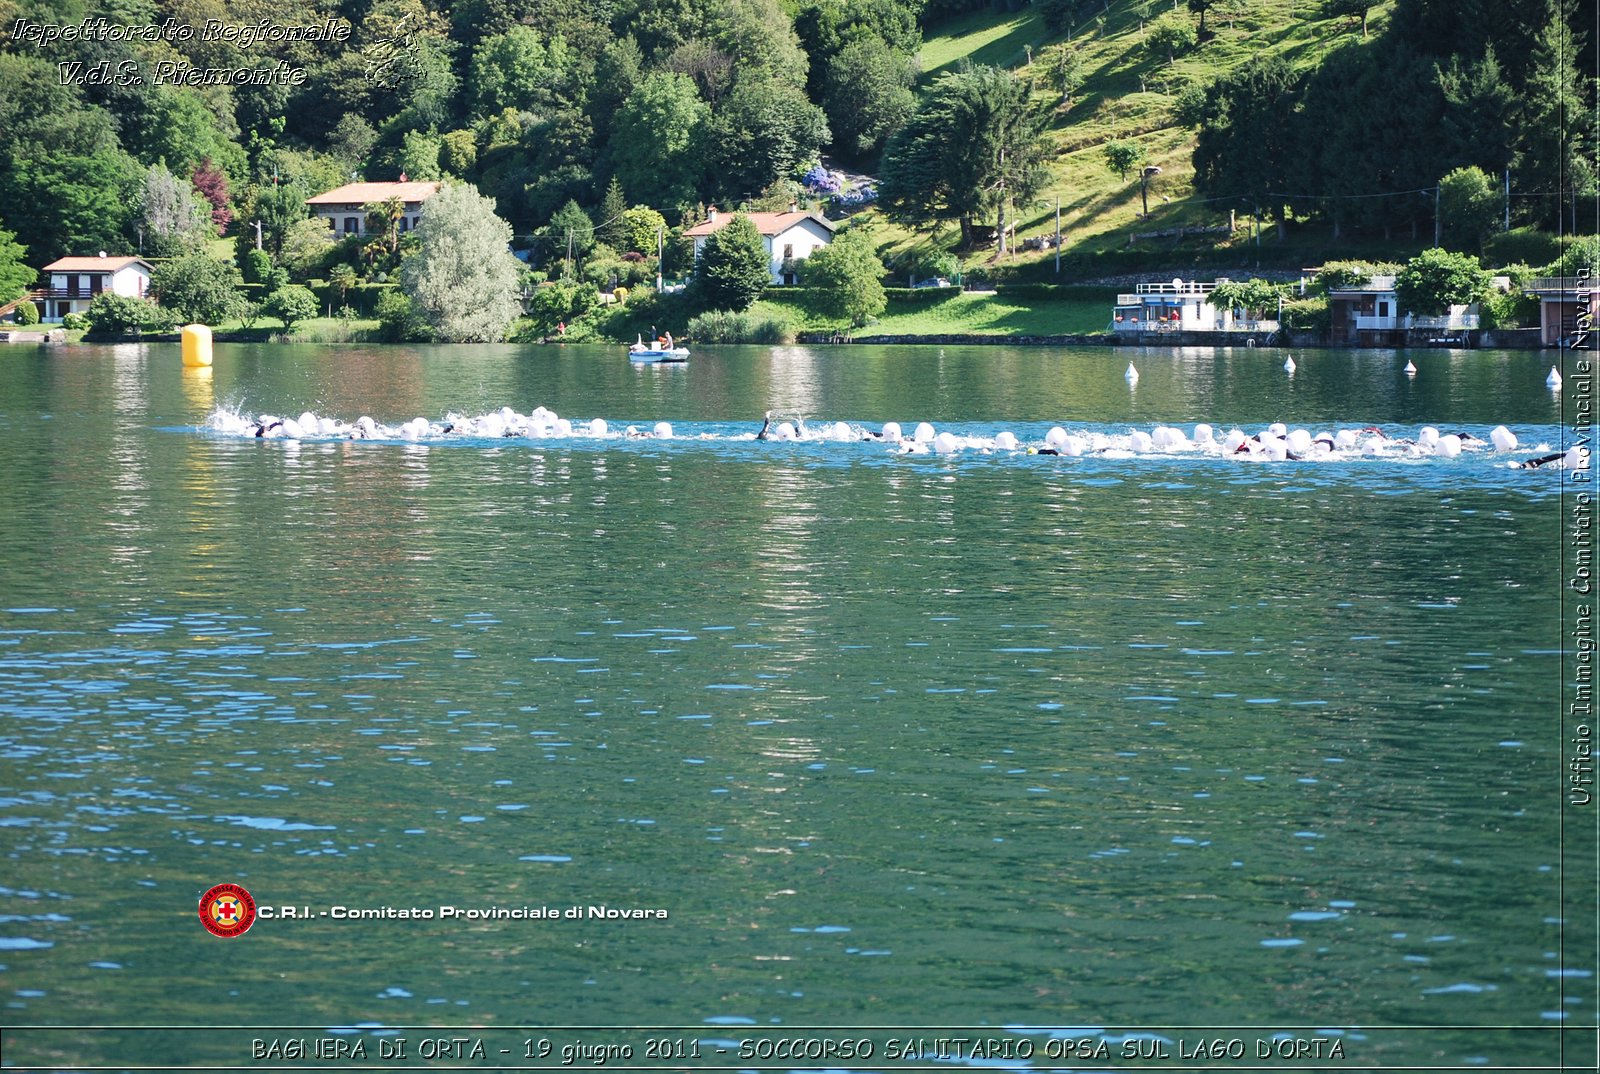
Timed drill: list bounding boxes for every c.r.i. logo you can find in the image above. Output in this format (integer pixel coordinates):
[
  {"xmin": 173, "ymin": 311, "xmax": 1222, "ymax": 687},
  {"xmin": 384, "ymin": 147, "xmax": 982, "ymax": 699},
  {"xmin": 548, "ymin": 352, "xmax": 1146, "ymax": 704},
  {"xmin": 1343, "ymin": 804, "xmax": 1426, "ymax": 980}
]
[{"xmin": 199, "ymin": 883, "xmax": 257, "ymax": 938}]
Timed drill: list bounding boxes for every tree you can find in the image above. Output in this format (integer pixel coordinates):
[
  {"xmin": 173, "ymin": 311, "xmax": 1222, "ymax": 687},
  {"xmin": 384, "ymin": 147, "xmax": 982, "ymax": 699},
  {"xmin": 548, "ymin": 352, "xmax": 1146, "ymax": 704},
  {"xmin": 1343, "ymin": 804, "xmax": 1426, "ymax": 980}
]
[
  {"xmin": 137, "ymin": 164, "xmax": 211, "ymax": 257},
  {"xmin": 240, "ymin": 248, "xmax": 274, "ymax": 286},
  {"xmin": 328, "ymin": 265, "xmax": 359, "ymax": 309},
  {"xmin": 279, "ymin": 218, "xmax": 337, "ymax": 279},
  {"xmin": 327, "ymin": 115, "xmax": 378, "ymax": 169},
  {"xmin": 1437, "ymin": 166, "xmax": 1499, "ymax": 251},
  {"xmin": 150, "ymin": 252, "xmax": 246, "ymax": 325},
  {"xmin": 8, "ymin": 150, "xmax": 138, "ymax": 263},
  {"xmin": 1394, "ymin": 248, "xmax": 1491, "ymax": 316},
  {"xmin": 709, "ymin": 77, "xmax": 830, "ymax": 204},
  {"xmin": 264, "ymin": 284, "xmax": 319, "ymax": 329},
  {"xmin": 549, "ymin": 199, "xmax": 596, "ymax": 268},
  {"xmin": 365, "ymin": 197, "xmax": 407, "ymax": 254},
  {"xmin": 694, "ymin": 215, "xmax": 770, "ymax": 311},
  {"xmin": 398, "ymin": 131, "xmax": 444, "ymax": 181},
  {"xmin": 0, "ymin": 225, "xmax": 37, "ymax": 305},
  {"xmin": 441, "ymin": 130, "xmax": 478, "ymax": 177},
  {"xmin": 401, "ymin": 182, "xmax": 525, "ymax": 342},
  {"xmin": 1192, "ymin": 55, "xmax": 1305, "ymax": 232},
  {"xmin": 469, "ymin": 26, "xmax": 576, "ymax": 118},
  {"xmin": 1102, "ymin": 140, "xmax": 1147, "ymax": 181},
  {"xmin": 1039, "ymin": 44, "xmax": 1086, "ymax": 106},
  {"xmin": 619, "ymin": 206, "xmax": 668, "ymax": 256},
  {"xmin": 1187, "ymin": 0, "xmax": 1217, "ymax": 37},
  {"xmin": 1321, "ymin": 0, "xmax": 1374, "ymax": 37},
  {"xmin": 1146, "ymin": 14, "xmax": 1197, "ymax": 64},
  {"xmin": 1210, "ymin": 278, "xmax": 1283, "ymax": 317},
  {"xmin": 607, "ymin": 73, "xmax": 710, "ymax": 216},
  {"xmin": 878, "ymin": 65, "xmax": 1051, "ymax": 249},
  {"xmin": 821, "ymin": 37, "xmax": 915, "ymax": 157},
  {"xmin": 191, "ymin": 160, "xmax": 233, "ymax": 237},
  {"xmin": 800, "ymin": 229, "xmax": 886, "ymax": 326},
  {"xmin": 133, "ymin": 88, "xmax": 247, "ymax": 183},
  {"xmin": 596, "ymin": 177, "xmax": 628, "ymax": 250}
]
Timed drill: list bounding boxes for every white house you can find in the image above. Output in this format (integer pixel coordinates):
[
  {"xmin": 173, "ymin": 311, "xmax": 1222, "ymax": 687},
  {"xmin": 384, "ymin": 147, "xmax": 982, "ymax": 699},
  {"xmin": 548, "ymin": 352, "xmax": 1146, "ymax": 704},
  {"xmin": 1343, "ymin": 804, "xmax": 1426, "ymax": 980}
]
[
  {"xmin": 35, "ymin": 254, "xmax": 154, "ymax": 322},
  {"xmin": 684, "ymin": 207, "xmax": 835, "ymax": 285},
  {"xmin": 305, "ymin": 180, "xmax": 442, "ymax": 238},
  {"xmin": 1327, "ymin": 273, "xmax": 1506, "ymax": 346}
]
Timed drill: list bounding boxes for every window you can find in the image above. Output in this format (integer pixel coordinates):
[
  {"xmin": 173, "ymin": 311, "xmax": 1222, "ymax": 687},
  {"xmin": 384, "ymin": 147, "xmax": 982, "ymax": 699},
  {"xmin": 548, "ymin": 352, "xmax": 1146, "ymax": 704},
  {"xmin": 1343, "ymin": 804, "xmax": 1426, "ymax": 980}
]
[
  {"xmin": 344, "ymin": 216, "xmax": 359, "ymax": 234},
  {"xmin": 1377, "ymin": 301, "xmax": 1389, "ymax": 317},
  {"xmin": 783, "ymin": 244, "xmax": 793, "ymax": 260}
]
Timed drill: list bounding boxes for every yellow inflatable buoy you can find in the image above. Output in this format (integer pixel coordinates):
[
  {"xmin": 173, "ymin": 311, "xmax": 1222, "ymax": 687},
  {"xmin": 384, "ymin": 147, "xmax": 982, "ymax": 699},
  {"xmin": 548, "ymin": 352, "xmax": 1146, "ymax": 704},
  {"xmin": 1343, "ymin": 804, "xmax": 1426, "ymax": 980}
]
[{"xmin": 181, "ymin": 323, "xmax": 213, "ymax": 367}]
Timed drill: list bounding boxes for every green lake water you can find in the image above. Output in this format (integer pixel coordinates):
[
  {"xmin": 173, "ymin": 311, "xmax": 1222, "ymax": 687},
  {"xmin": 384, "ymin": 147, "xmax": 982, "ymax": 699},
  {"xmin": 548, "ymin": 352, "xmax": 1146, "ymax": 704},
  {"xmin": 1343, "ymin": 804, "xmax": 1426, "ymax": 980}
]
[{"xmin": 0, "ymin": 341, "xmax": 1594, "ymax": 1071}]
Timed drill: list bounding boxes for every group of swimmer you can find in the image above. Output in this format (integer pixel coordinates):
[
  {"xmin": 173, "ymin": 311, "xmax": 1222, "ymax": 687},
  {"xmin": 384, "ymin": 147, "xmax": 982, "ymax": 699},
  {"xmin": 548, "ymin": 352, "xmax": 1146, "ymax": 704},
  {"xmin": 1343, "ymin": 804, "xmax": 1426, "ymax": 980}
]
[{"xmin": 213, "ymin": 406, "xmax": 1588, "ymax": 470}]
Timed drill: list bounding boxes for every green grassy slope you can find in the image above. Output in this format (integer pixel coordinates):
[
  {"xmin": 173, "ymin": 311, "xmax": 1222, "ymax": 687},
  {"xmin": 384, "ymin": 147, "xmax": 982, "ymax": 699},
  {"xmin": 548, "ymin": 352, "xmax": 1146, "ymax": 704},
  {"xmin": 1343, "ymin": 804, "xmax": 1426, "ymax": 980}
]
[{"xmin": 868, "ymin": 0, "xmax": 1401, "ymax": 279}]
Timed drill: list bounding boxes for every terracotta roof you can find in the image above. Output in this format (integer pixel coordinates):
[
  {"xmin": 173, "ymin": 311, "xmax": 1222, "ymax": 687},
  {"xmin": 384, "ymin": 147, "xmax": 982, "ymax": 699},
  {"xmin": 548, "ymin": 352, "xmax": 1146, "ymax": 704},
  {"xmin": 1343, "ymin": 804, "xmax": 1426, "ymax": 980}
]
[
  {"xmin": 306, "ymin": 181, "xmax": 443, "ymax": 206},
  {"xmin": 42, "ymin": 255, "xmax": 152, "ymax": 273},
  {"xmin": 684, "ymin": 211, "xmax": 835, "ymax": 238}
]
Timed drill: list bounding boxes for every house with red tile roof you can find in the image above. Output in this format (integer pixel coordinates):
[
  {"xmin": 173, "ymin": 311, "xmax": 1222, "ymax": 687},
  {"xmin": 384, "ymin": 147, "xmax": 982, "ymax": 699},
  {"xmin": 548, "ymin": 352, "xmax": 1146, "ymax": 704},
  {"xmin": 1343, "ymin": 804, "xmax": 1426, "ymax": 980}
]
[
  {"xmin": 684, "ymin": 207, "xmax": 835, "ymax": 285},
  {"xmin": 33, "ymin": 254, "xmax": 154, "ymax": 323},
  {"xmin": 306, "ymin": 180, "xmax": 443, "ymax": 238}
]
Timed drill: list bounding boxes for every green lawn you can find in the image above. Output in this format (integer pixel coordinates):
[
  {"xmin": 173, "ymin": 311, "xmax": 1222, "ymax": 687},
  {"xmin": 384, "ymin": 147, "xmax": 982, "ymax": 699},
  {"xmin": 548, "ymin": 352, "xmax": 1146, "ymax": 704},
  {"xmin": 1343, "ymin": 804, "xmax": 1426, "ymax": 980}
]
[
  {"xmin": 920, "ymin": 9, "xmax": 1047, "ymax": 81},
  {"xmin": 755, "ymin": 287, "xmax": 1117, "ymax": 337},
  {"xmin": 868, "ymin": 0, "xmax": 1403, "ymax": 279}
]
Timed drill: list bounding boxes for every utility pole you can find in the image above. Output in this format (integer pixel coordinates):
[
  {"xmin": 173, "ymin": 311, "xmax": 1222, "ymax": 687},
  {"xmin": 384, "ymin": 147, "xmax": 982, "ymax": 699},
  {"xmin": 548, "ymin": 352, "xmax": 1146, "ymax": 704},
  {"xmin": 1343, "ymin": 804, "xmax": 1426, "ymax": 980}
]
[
  {"xmin": 565, "ymin": 228, "xmax": 573, "ymax": 279},
  {"xmin": 1140, "ymin": 165, "xmax": 1161, "ymax": 220},
  {"xmin": 1504, "ymin": 167, "xmax": 1510, "ymax": 232},
  {"xmin": 656, "ymin": 226, "xmax": 664, "ymax": 293},
  {"xmin": 1054, "ymin": 198, "xmax": 1061, "ymax": 274},
  {"xmin": 1433, "ymin": 184, "xmax": 1440, "ymax": 248},
  {"xmin": 254, "ymin": 219, "xmax": 263, "ymax": 251}
]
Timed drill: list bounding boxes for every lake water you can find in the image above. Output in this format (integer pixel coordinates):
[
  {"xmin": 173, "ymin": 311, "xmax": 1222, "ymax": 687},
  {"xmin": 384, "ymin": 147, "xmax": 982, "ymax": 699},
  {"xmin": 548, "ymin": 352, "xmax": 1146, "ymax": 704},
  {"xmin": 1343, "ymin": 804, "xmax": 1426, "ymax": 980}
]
[{"xmin": 0, "ymin": 341, "xmax": 1594, "ymax": 1071}]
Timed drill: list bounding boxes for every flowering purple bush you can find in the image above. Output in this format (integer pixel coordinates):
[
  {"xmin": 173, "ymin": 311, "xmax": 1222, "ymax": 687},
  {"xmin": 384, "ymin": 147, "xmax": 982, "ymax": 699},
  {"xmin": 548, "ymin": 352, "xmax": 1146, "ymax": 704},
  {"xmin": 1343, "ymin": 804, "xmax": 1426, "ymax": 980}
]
[
  {"xmin": 802, "ymin": 166, "xmax": 843, "ymax": 195},
  {"xmin": 836, "ymin": 183, "xmax": 878, "ymax": 206}
]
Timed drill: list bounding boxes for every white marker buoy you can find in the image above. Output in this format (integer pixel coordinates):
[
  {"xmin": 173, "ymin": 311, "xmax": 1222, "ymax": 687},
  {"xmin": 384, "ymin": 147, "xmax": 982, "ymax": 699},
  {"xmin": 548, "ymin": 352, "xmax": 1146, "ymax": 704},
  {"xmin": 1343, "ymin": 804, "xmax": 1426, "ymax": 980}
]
[
  {"xmin": 1124, "ymin": 363, "xmax": 1139, "ymax": 383},
  {"xmin": 1404, "ymin": 360, "xmax": 1417, "ymax": 375},
  {"xmin": 1547, "ymin": 366, "xmax": 1563, "ymax": 388},
  {"xmin": 1490, "ymin": 425, "xmax": 1517, "ymax": 452},
  {"xmin": 1284, "ymin": 356, "xmax": 1296, "ymax": 373}
]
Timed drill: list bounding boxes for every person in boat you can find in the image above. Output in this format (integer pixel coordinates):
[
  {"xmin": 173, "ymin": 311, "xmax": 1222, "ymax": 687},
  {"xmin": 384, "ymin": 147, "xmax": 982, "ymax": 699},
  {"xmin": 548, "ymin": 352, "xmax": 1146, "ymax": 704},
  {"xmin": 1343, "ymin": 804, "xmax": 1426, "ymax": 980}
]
[{"xmin": 663, "ymin": 331, "xmax": 674, "ymax": 350}]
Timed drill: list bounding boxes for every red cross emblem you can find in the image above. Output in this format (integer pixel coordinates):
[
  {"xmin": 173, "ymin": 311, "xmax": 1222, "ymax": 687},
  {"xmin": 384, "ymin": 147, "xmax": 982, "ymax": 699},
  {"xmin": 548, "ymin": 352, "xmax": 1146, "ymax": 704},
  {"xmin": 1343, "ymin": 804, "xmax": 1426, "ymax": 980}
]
[{"xmin": 199, "ymin": 884, "xmax": 256, "ymax": 938}]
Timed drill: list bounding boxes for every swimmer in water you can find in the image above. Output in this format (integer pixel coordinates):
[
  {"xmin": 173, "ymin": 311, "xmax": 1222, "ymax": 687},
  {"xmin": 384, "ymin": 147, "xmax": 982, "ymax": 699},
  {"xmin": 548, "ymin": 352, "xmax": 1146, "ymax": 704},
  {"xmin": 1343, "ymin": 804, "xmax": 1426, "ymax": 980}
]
[
  {"xmin": 253, "ymin": 419, "xmax": 283, "ymax": 437},
  {"xmin": 757, "ymin": 411, "xmax": 773, "ymax": 440}
]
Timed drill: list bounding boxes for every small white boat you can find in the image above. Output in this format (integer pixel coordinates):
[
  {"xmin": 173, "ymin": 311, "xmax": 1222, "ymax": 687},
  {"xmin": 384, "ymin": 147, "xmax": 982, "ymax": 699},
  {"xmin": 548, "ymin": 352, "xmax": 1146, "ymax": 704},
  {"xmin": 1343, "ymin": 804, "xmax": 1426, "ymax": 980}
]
[
  {"xmin": 628, "ymin": 347, "xmax": 689, "ymax": 364},
  {"xmin": 629, "ymin": 336, "xmax": 688, "ymax": 363}
]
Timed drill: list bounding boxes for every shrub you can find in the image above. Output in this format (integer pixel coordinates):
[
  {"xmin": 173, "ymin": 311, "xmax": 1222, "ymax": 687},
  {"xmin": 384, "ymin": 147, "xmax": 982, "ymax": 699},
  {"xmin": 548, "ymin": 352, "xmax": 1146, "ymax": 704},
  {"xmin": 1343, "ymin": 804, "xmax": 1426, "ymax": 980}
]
[
  {"xmin": 375, "ymin": 290, "xmax": 431, "ymax": 342},
  {"xmin": 1279, "ymin": 296, "xmax": 1330, "ymax": 334},
  {"xmin": 1478, "ymin": 288, "xmax": 1539, "ymax": 330},
  {"xmin": 15, "ymin": 300, "xmax": 38, "ymax": 325},
  {"xmin": 61, "ymin": 312, "xmax": 88, "ymax": 332},
  {"xmin": 685, "ymin": 309, "xmax": 794, "ymax": 344},
  {"xmin": 264, "ymin": 284, "xmax": 319, "ymax": 329},
  {"xmin": 239, "ymin": 248, "xmax": 274, "ymax": 285},
  {"xmin": 1547, "ymin": 235, "xmax": 1600, "ymax": 279},
  {"xmin": 85, "ymin": 293, "xmax": 174, "ymax": 335},
  {"xmin": 1484, "ymin": 227, "xmax": 1563, "ymax": 270}
]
